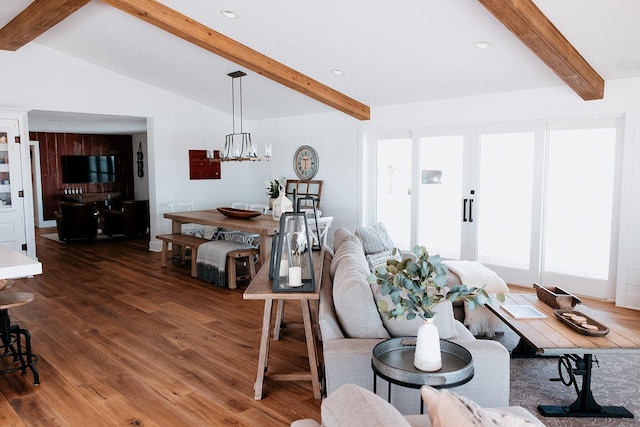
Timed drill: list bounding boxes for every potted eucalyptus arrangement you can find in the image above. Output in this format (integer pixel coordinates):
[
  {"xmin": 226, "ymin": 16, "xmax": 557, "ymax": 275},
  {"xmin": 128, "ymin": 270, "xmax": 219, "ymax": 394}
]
[
  {"xmin": 265, "ymin": 174, "xmax": 286, "ymax": 209},
  {"xmin": 367, "ymin": 245, "xmax": 505, "ymax": 371}
]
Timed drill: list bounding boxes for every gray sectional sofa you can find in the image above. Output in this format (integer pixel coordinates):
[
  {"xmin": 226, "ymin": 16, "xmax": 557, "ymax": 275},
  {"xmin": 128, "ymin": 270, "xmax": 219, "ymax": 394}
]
[{"xmin": 317, "ymin": 227, "xmax": 511, "ymax": 414}]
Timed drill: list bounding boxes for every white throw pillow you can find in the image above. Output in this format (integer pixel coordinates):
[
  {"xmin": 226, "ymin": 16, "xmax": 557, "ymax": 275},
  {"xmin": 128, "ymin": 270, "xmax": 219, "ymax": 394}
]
[{"xmin": 421, "ymin": 386, "xmax": 540, "ymax": 427}]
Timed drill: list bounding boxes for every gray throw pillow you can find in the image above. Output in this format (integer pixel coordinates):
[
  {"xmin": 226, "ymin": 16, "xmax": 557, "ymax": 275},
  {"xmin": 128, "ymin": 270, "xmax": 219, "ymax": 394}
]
[{"xmin": 355, "ymin": 222, "xmax": 395, "ymax": 255}]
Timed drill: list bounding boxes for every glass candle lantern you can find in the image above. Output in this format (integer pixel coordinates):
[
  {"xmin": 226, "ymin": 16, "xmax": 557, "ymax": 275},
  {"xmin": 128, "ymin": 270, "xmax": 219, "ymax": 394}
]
[{"xmin": 271, "ymin": 212, "xmax": 315, "ymax": 292}]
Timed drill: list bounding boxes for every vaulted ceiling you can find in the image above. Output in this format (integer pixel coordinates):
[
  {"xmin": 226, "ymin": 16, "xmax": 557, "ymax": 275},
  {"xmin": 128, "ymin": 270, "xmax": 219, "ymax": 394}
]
[{"xmin": 1, "ymin": 0, "xmax": 639, "ymax": 129}]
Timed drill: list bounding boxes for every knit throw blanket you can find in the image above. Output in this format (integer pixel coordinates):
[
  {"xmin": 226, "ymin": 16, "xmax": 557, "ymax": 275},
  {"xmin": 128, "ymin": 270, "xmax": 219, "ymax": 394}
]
[
  {"xmin": 196, "ymin": 240, "xmax": 253, "ymax": 287},
  {"xmin": 443, "ymin": 260, "xmax": 509, "ymax": 337}
]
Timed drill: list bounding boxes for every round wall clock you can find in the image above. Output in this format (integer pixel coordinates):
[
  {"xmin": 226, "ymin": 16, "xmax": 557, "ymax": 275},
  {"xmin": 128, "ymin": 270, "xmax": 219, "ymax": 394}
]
[{"xmin": 293, "ymin": 145, "xmax": 319, "ymax": 179}]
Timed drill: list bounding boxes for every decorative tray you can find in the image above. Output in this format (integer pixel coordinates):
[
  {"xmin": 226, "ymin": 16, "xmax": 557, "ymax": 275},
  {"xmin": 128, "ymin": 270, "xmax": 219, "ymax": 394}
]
[
  {"xmin": 534, "ymin": 283, "xmax": 581, "ymax": 309},
  {"xmin": 217, "ymin": 207, "xmax": 261, "ymax": 219},
  {"xmin": 554, "ymin": 308, "xmax": 610, "ymax": 336},
  {"xmin": 371, "ymin": 338, "xmax": 474, "ymax": 388}
]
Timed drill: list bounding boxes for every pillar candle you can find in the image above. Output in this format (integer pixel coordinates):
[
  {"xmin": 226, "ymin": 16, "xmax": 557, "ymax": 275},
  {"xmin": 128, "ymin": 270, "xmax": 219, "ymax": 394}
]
[
  {"xmin": 279, "ymin": 260, "xmax": 289, "ymax": 277},
  {"xmin": 288, "ymin": 266, "xmax": 302, "ymax": 287}
]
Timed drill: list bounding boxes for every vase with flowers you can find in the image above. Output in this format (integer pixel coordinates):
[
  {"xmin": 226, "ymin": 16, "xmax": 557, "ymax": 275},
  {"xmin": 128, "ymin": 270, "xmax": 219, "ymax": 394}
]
[
  {"xmin": 265, "ymin": 174, "xmax": 286, "ymax": 209},
  {"xmin": 367, "ymin": 245, "xmax": 505, "ymax": 371}
]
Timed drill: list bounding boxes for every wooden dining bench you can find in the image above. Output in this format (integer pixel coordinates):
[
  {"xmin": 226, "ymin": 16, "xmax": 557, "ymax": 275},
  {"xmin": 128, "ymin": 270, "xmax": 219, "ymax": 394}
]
[{"xmin": 157, "ymin": 233, "xmax": 210, "ymax": 277}]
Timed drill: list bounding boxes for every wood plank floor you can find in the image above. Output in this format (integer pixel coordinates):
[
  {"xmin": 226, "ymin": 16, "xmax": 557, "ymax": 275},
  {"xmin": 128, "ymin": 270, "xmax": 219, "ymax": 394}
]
[
  {"xmin": 3, "ymin": 229, "xmax": 639, "ymax": 426},
  {"xmin": 0, "ymin": 229, "xmax": 321, "ymax": 426}
]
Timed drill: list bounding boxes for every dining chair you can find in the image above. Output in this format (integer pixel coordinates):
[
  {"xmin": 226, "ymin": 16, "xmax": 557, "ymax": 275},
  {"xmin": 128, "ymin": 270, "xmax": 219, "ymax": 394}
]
[
  {"xmin": 168, "ymin": 202, "xmax": 205, "ymax": 238},
  {"xmin": 249, "ymin": 203, "xmax": 269, "ymax": 214}
]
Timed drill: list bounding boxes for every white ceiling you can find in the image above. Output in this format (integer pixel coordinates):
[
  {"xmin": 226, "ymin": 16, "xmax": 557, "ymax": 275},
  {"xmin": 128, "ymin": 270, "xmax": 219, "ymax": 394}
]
[{"xmin": 3, "ymin": 0, "xmax": 640, "ymax": 132}]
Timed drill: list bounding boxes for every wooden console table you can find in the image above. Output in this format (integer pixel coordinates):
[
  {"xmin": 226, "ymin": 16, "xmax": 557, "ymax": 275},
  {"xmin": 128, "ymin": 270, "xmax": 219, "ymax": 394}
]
[
  {"xmin": 243, "ymin": 249, "xmax": 324, "ymax": 400},
  {"xmin": 487, "ymin": 294, "xmax": 640, "ymax": 418}
]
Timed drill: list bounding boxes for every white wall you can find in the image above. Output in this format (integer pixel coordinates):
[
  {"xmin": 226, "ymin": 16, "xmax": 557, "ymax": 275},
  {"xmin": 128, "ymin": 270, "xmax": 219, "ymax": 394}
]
[
  {"xmin": 254, "ymin": 78, "xmax": 640, "ymax": 309},
  {"xmin": 0, "ymin": 44, "xmax": 233, "ymax": 250},
  {"xmin": 132, "ymin": 132, "xmax": 149, "ymax": 201},
  {"xmin": 2, "ymin": 42, "xmax": 639, "ymax": 308}
]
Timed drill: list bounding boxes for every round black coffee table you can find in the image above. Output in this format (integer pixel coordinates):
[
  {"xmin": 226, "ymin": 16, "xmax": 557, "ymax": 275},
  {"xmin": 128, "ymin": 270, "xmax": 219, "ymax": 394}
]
[{"xmin": 371, "ymin": 337, "xmax": 473, "ymax": 413}]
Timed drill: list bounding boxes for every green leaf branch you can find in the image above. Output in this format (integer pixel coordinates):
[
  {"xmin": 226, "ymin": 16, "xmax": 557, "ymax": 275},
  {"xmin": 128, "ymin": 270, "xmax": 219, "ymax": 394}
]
[{"xmin": 367, "ymin": 246, "xmax": 505, "ymax": 320}]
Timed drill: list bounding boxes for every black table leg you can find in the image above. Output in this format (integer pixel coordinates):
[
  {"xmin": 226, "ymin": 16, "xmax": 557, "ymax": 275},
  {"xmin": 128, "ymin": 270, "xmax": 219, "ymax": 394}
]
[{"xmin": 538, "ymin": 354, "xmax": 633, "ymax": 418}]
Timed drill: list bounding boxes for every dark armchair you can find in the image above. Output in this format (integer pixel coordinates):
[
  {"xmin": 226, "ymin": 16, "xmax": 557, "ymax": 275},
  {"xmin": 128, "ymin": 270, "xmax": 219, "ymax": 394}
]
[
  {"xmin": 103, "ymin": 199, "xmax": 150, "ymax": 238},
  {"xmin": 54, "ymin": 202, "xmax": 99, "ymax": 242}
]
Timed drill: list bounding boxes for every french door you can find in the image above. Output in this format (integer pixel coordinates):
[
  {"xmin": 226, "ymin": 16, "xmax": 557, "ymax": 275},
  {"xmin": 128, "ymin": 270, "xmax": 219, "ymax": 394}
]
[{"xmin": 368, "ymin": 118, "xmax": 622, "ymax": 299}]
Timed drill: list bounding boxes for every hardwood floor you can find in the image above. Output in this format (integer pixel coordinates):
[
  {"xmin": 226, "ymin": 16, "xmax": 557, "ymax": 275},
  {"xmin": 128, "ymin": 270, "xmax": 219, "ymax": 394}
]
[
  {"xmin": 3, "ymin": 230, "xmax": 639, "ymax": 426},
  {"xmin": 1, "ymin": 229, "xmax": 321, "ymax": 426}
]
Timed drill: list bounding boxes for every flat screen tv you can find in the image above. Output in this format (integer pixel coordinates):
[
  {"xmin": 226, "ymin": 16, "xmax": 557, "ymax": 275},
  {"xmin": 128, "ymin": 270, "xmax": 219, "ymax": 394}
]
[{"xmin": 62, "ymin": 155, "xmax": 116, "ymax": 184}]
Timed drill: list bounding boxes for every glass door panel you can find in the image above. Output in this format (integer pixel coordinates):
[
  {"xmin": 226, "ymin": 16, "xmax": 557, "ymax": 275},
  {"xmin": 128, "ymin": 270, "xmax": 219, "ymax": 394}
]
[
  {"xmin": 418, "ymin": 135, "xmax": 464, "ymax": 259},
  {"xmin": 477, "ymin": 132, "xmax": 535, "ymax": 270},
  {"xmin": 376, "ymin": 138, "xmax": 412, "ymax": 250},
  {"xmin": 542, "ymin": 126, "xmax": 618, "ymax": 298},
  {"xmin": 0, "ymin": 131, "xmax": 10, "ymax": 208}
]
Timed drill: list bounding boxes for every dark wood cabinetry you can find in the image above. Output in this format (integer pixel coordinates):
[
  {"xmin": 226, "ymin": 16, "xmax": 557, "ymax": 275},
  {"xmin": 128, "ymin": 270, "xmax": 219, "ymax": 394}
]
[{"xmin": 30, "ymin": 132, "xmax": 134, "ymax": 220}]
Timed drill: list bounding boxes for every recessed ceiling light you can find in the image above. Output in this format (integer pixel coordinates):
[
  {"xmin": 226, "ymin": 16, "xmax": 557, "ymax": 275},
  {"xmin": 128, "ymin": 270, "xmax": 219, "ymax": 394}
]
[
  {"xmin": 331, "ymin": 69, "xmax": 345, "ymax": 76},
  {"xmin": 474, "ymin": 41, "xmax": 492, "ymax": 49},
  {"xmin": 617, "ymin": 60, "xmax": 640, "ymax": 70},
  {"xmin": 221, "ymin": 10, "xmax": 238, "ymax": 19}
]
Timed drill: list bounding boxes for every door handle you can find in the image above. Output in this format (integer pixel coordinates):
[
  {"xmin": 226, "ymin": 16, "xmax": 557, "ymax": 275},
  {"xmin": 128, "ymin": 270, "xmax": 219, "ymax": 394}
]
[
  {"xmin": 468, "ymin": 199, "xmax": 474, "ymax": 222},
  {"xmin": 462, "ymin": 199, "xmax": 468, "ymax": 222}
]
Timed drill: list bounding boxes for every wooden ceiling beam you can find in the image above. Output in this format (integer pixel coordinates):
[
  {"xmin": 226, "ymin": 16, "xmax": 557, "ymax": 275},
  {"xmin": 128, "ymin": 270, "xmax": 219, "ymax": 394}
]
[
  {"xmin": 0, "ymin": 0, "xmax": 91, "ymax": 51},
  {"xmin": 477, "ymin": 0, "xmax": 604, "ymax": 100},
  {"xmin": 100, "ymin": 0, "xmax": 370, "ymax": 120}
]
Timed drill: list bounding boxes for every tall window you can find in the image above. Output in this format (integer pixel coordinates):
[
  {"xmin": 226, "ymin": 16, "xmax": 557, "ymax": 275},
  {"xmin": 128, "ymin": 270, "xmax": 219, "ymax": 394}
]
[
  {"xmin": 366, "ymin": 118, "xmax": 622, "ymax": 299},
  {"xmin": 543, "ymin": 127, "xmax": 617, "ymax": 280}
]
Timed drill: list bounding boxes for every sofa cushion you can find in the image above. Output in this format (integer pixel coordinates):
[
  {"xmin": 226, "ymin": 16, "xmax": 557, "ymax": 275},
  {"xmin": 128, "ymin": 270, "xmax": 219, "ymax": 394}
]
[
  {"xmin": 322, "ymin": 384, "xmax": 411, "ymax": 427},
  {"xmin": 332, "ymin": 238, "xmax": 389, "ymax": 339},
  {"xmin": 355, "ymin": 222, "xmax": 395, "ymax": 255},
  {"xmin": 420, "ymin": 386, "xmax": 541, "ymax": 427},
  {"xmin": 331, "ymin": 228, "xmax": 365, "ymax": 279},
  {"xmin": 370, "ymin": 283, "xmax": 458, "ymax": 340},
  {"xmin": 319, "ymin": 248, "xmax": 345, "ymax": 341},
  {"xmin": 333, "ymin": 227, "xmax": 358, "ymax": 253}
]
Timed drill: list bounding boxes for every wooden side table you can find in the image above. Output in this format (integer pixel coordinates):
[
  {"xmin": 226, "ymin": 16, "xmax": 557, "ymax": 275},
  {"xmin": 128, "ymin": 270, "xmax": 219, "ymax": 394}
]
[
  {"xmin": 243, "ymin": 249, "xmax": 324, "ymax": 400},
  {"xmin": 0, "ymin": 291, "xmax": 39, "ymax": 385}
]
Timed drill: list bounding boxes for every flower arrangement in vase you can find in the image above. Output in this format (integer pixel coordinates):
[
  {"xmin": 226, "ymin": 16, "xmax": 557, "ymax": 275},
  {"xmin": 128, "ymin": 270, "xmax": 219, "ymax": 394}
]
[
  {"xmin": 265, "ymin": 174, "xmax": 286, "ymax": 209},
  {"xmin": 265, "ymin": 174, "xmax": 286, "ymax": 198},
  {"xmin": 367, "ymin": 245, "xmax": 505, "ymax": 371}
]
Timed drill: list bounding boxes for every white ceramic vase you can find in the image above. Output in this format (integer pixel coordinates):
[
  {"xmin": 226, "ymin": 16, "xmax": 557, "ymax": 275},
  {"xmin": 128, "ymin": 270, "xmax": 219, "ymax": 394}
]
[{"xmin": 414, "ymin": 317, "xmax": 442, "ymax": 372}]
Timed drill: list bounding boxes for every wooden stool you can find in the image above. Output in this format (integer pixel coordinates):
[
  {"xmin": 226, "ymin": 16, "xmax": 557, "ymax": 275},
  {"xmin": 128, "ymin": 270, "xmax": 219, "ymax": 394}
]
[{"xmin": 226, "ymin": 248, "xmax": 259, "ymax": 289}]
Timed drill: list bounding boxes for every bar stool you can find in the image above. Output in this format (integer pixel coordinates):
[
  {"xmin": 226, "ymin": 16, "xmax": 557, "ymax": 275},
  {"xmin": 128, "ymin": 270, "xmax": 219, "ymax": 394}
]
[
  {"xmin": 0, "ymin": 291, "xmax": 39, "ymax": 385},
  {"xmin": 227, "ymin": 247, "xmax": 260, "ymax": 289}
]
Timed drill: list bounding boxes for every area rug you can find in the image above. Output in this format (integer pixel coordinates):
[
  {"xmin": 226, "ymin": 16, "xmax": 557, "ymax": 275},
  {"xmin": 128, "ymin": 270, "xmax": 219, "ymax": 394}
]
[
  {"xmin": 492, "ymin": 330, "xmax": 640, "ymax": 427},
  {"xmin": 42, "ymin": 232, "xmax": 110, "ymax": 243}
]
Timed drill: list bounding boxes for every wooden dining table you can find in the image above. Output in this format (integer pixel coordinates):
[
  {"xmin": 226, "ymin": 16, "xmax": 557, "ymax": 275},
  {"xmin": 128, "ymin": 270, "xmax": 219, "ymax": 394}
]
[{"xmin": 163, "ymin": 209, "xmax": 280, "ymax": 266}]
